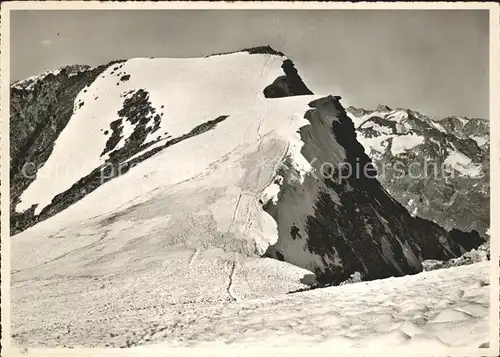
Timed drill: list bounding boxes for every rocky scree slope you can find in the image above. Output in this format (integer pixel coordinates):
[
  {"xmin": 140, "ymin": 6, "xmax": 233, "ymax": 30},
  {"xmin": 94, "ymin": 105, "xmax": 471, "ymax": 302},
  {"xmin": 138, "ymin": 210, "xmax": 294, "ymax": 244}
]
[
  {"xmin": 346, "ymin": 105, "xmax": 489, "ymax": 237},
  {"xmin": 10, "ymin": 47, "xmax": 484, "ymax": 288}
]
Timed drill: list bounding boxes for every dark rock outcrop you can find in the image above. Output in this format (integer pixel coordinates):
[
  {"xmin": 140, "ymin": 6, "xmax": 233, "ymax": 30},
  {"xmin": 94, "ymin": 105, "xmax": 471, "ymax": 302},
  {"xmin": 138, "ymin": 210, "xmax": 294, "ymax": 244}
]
[
  {"xmin": 346, "ymin": 106, "xmax": 490, "ymax": 237},
  {"xmin": 101, "ymin": 89, "xmax": 162, "ymax": 158},
  {"xmin": 207, "ymin": 45, "xmax": 286, "ymax": 58}
]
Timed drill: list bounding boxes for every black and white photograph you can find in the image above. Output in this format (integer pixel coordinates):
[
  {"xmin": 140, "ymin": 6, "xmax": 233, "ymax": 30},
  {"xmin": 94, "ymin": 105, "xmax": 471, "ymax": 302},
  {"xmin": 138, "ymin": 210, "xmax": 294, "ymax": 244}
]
[{"xmin": 1, "ymin": 2, "xmax": 499, "ymax": 355}]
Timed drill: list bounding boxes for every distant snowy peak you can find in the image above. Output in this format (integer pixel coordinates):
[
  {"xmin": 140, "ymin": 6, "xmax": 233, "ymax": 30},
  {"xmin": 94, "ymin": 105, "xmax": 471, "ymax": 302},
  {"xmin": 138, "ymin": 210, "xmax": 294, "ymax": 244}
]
[
  {"xmin": 441, "ymin": 115, "xmax": 488, "ymax": 125},
  {"xmin": 348, "ymin": 106, "xmax": 439, "ymax": 133},
  {"xmin": 346, "ymin": 105, "xmax": 489, "ymax": 178},
  {"xmin": 375, "ymin": 104, "xmax": 392, "ymax": 112}
]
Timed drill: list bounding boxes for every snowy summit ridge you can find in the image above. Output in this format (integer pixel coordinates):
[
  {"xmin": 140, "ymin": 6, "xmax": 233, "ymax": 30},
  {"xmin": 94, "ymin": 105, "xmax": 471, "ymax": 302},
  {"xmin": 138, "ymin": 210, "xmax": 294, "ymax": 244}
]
[
  {"xmin": 9, "ymin": 46, "xmax": 487, "ymax": 347},
  {"xmin": 11, "ymin": 46, "xmax": 485, "ymax": 281}
]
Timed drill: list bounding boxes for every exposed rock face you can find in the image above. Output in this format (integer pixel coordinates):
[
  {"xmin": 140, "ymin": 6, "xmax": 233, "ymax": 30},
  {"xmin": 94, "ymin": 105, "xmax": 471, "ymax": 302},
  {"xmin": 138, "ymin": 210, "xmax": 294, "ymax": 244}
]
[
  {"xmin": 422, "ymin": 241, "xmax": 490, "ymax": 272},
  {"xmin": 10, "ymin": 47, "xmax": 485, "ymax": 287},
  {"xmin": 346, "ymin": 106, "xmax": 489, "ymax": 237},
  {"xmin": 263, "ymin": 96, "xmax": 484, "ymax": 285}
]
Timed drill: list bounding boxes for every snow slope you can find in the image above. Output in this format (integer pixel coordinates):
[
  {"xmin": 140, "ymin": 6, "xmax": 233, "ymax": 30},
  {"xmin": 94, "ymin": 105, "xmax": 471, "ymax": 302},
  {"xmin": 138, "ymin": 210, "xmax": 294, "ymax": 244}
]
[
  {"xmin": 12, "ymin": 261, "xmax": 491, "ymax": 349},
  {"xmin": 391, "ymin": 134, "xmax": 425, "ymax": 156},
  {"xmin": 10, "ymin": 51, "xmax": 325, "ymax": 345},
  {"xmin": 12, "ymin": 92, "xmax": 321, "ymax": 265},
  {"xmin": 15, "ymin": 54, "xmax": 293, "ymax": 215},
  {"xmin": 10, "ymin": 49, "xmax": 489, "ymax": 349},
  {"xmin": 135, "ymin": 262, "xmax": 490, "ymax": 351},
  {"xmin": 346, "ymin": 105, "xmax": 490, "ymax": 236}
]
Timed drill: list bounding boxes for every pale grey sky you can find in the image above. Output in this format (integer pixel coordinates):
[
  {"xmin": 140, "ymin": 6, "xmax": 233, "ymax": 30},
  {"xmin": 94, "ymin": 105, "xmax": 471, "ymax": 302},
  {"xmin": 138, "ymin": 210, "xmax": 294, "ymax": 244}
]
[{"xmin": 11, "ymin": 10, "xmax": 489, "ymax": 119}]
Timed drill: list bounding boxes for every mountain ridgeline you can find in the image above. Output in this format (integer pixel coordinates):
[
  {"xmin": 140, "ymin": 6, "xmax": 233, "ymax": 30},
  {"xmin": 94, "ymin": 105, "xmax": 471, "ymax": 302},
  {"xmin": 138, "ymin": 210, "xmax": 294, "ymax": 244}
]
[
  {"xmin": 346, "ymin": 105, "xmax": 489, "ymax": 238},
  {"xmin": 10, "ymin": 46, "xmax": 486, "ymax": 286},
  {"xmin": 260, "ymin": 96, "xmax": 485, "ymax": 284}
]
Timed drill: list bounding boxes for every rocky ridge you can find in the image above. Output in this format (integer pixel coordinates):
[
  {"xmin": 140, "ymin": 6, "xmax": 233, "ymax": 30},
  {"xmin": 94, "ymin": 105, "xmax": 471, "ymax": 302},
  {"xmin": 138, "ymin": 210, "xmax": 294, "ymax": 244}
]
[{"xmin": 10, "ymin": 47, "xmax": 486, "ymax": 287}]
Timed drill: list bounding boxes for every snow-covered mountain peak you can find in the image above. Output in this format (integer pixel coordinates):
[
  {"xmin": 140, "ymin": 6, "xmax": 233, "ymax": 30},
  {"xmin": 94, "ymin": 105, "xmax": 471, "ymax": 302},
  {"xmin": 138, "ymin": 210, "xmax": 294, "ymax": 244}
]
[{"xmin": 439, "ymin": 115, "xmax": 489, "ymax": 145}]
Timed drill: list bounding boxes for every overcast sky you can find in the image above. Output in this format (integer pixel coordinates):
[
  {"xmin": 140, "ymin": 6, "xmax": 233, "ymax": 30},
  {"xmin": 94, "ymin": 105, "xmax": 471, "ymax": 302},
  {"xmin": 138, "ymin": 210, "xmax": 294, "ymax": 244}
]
[{"xmin": 11, "ymin": 10, "xmax": 489, "ymax": 119}]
